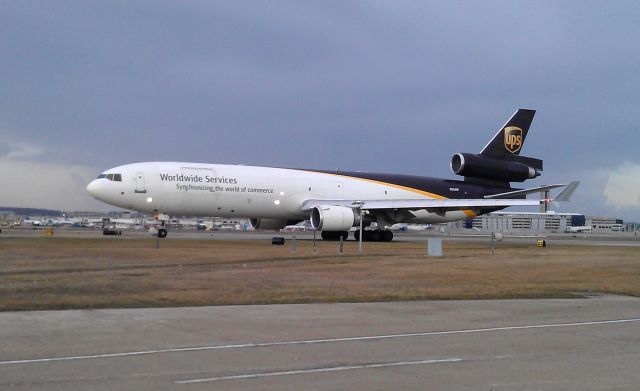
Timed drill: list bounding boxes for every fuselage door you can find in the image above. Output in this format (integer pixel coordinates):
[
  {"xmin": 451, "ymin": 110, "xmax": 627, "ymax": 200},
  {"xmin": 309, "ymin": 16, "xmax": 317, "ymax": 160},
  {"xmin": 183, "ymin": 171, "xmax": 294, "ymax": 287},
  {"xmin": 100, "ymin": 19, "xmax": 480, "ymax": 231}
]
[{"xmin": 135, "ymin": 172, "xmax": 147, "ymax": 193}]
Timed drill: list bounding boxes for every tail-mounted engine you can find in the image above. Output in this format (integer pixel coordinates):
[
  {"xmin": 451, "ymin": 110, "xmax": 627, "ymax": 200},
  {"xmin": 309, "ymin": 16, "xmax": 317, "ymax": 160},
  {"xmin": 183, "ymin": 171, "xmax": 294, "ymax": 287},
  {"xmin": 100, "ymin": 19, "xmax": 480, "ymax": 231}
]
[{"xmin": 451, "ymin": 153, "xmax": 543, "ymax": 183}]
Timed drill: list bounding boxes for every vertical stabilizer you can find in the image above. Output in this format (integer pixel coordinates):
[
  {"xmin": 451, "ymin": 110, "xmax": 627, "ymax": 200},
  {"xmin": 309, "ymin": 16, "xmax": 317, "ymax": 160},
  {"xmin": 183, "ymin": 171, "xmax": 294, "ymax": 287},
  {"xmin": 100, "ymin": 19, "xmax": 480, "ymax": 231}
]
[{"xmin": 480, "ymin": 109, "xmax": 536, "ymax": 158}]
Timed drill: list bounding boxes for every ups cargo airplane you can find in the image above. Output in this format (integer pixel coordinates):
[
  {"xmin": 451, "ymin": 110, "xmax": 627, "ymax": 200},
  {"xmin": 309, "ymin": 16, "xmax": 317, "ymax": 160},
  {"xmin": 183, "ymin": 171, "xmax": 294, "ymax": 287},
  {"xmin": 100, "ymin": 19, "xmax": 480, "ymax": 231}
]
[{"xmin": 87, "ymin": 109, "xmax": 578, "ymax": 241}]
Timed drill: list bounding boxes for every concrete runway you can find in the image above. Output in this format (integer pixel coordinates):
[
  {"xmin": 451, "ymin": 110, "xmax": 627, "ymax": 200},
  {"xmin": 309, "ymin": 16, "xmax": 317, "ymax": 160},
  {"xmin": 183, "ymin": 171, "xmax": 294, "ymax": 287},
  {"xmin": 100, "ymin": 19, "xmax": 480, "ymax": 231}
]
[{"xmin": 2, "ymin": 297, "xmax": 639, "ymax": 390}]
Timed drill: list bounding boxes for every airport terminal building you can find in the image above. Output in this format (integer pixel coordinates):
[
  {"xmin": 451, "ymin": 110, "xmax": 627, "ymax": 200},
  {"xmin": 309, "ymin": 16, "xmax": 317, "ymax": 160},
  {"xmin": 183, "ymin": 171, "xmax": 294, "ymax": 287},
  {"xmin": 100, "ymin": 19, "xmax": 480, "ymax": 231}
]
[{"xmin": 448, "ymin": 212, "xmax": 625, "ymax": 234}]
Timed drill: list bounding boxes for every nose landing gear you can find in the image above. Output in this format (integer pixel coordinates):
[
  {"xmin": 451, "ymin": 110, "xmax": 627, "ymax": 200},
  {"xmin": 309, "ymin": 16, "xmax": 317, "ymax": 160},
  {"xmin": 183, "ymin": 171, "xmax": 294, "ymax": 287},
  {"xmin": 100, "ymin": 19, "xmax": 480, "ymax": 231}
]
[{"xmin": 152, "ymin": 212, "xmax": 170, "ymax": 239}]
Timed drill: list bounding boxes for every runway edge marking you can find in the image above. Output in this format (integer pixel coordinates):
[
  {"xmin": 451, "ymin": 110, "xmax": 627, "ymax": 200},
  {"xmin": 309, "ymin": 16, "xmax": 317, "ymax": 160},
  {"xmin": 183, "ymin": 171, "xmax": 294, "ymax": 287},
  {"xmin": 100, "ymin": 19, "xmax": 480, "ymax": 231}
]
[
  {"xmin": 2, "ymin": 318, "xmax": 639, "ymax": 366},
  {"xmin": 175, "ymin": 358, "xmax": 465, "ymax": 384}
]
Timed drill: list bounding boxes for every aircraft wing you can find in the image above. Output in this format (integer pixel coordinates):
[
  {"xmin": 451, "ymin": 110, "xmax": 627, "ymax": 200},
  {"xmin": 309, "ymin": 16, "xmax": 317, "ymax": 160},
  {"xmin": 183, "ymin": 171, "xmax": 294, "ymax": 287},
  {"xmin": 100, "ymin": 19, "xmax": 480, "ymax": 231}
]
[
  {"xmin": 483, "ymin": 184, "xmax": 566, "ymax": 199},
  {"xmin": 301, "ymin": 198, "xmax": 539, "ymax": 212},
  {"xmin": 483, "ymin": 182, "xmax": 580, "ymax": 200},
  {"xmin": 300, "ymin": 181, "xmax": 580, "ymax": 214},
  {"xmin": 357, "ymin": 199, "xmax": 539, "ymax": 210}
]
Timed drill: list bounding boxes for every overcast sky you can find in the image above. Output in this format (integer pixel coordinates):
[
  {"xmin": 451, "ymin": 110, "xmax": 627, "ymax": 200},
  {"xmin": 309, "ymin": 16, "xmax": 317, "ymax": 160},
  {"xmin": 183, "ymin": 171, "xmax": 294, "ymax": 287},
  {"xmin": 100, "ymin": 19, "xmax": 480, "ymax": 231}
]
[{"xmin": 1, "ymin": 1, "xmax": 639, "ymax": 221}]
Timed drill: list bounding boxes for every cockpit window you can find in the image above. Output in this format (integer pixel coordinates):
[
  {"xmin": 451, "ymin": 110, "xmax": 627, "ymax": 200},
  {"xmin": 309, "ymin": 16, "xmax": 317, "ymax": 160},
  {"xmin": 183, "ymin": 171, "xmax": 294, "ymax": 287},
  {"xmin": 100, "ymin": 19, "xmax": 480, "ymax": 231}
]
[{"xmin": 98, "ymin": 173, "xmax": 122, "ymax": 181}]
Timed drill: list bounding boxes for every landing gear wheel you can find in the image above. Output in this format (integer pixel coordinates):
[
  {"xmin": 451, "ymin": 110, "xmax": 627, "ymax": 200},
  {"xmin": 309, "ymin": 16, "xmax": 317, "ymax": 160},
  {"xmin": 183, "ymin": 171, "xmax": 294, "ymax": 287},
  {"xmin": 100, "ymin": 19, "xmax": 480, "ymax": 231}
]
[
  {"xmin": 357, "ymin": 230, "xmax": 393, "ymax": 242},
  {"xmin": 157, "ymin": 228, "xmax": 168, "ymax": 238},
  {"xmin": 321, "ymin": 231, "xmax": 349, "ymax": 241},
  {"xmin": 354, "ymin": 230, "xmax": 360, "ymax": 241},
  {"xmin": 321, "ymin": 231, "xmax": 334, "ymax": 241}
]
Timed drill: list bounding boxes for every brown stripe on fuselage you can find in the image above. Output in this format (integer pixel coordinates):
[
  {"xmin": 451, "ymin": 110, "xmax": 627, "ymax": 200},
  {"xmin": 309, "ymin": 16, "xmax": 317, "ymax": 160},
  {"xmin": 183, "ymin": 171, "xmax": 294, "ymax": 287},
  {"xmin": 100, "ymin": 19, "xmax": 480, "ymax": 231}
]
[{"xmin": 291, "ymin": 168, "xmax": 504, "ymax": 218}]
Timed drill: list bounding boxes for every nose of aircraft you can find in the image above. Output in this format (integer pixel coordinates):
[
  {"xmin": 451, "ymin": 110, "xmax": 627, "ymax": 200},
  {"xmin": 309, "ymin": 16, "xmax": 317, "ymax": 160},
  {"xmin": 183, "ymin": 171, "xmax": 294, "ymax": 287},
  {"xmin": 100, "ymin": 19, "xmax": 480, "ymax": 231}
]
[{"xmin": 86, "ymin": 179, "xmax": 100, "ymax": 199}]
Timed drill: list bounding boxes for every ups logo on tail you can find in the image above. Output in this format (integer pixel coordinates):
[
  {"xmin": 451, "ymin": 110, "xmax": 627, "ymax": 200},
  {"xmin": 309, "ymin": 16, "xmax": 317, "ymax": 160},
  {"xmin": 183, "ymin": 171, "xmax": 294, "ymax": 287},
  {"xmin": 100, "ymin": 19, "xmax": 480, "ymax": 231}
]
[{"xmin": 503, "ymin": 126, "xmax": 523, "ymax": 154}]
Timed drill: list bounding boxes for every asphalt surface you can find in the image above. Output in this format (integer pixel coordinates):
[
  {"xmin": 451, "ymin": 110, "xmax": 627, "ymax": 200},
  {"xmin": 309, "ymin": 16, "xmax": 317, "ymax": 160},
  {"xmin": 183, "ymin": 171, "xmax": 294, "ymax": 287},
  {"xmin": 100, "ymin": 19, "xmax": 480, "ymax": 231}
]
[{"xmin": 1, "ymin": 297, "xmax": 639, "ymax": 390}]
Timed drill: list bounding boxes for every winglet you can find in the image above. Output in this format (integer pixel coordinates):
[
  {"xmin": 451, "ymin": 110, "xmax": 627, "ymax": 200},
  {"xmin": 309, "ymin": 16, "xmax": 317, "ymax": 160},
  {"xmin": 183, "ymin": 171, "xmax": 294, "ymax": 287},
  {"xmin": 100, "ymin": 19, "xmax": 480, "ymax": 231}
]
[{"xmin": 553, "ymin": 181, "xmax": 580, "ymax": 202}]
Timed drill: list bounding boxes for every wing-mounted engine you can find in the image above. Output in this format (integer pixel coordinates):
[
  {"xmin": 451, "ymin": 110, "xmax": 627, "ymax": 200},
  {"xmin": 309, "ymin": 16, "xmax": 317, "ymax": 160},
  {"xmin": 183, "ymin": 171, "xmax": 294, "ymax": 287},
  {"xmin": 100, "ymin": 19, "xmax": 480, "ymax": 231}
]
[
  {"xmin": 310, "ymin": 205, "xmax": 361, "ymax": 231},
  {"xmin": 450, "ymin": 153, "xmax": 542, "ymax": 183}
]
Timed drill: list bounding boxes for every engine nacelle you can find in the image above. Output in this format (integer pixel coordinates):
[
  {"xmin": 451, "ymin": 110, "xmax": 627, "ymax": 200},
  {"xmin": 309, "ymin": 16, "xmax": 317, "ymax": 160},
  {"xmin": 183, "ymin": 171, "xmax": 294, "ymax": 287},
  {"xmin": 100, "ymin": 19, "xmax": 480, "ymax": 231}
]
[
  {"xmin": 451, "ymin": 153, "xmax": 540, "ymax": 183},
  {"xmin": 249, "ymin": 218, "xmax": 291, "ymax": 230},
  {"xmin": 310, "ymin": 205, "xmax": 360, "ymax": 231}
]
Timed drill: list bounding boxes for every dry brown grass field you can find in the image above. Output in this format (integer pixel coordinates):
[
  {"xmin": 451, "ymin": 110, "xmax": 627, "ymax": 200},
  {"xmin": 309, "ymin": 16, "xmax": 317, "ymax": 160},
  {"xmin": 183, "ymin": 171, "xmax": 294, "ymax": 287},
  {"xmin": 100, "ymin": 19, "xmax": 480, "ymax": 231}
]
[{"xmin": 0, "ymin": 237, "xmax": 639, "ymax": 311}]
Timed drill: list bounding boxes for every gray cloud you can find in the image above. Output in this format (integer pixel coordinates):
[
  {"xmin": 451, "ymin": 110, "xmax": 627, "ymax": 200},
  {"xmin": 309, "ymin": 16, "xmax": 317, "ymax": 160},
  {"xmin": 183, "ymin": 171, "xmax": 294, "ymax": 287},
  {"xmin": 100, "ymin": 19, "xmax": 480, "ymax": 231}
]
[
  {"xmin": 604, "ymin": 162, "xmax": 640, "ymax": 210},
  {"xmin": 0, "ymin": 158, "xmax": 105, "ymax": 211},
  {"xmin": 0, "ymin": 142, "xmax": 9, "ymax": 158},
  {"xmin": 0, "ymin": 138, "xmax": 44, "ymax": 159},
  {"xmin": 1, "ymin": 1, "xmax": 639, "ymax": 219}
]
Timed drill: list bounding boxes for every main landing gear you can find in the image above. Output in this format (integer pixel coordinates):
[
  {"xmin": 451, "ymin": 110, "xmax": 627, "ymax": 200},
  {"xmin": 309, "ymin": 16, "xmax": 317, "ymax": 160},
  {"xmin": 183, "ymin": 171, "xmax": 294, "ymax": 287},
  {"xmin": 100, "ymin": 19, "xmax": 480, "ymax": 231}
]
[
  {"xmin": 320, "ymin": 231, "xmax": 349, "ymax": 241},
  {"xmin": 353, "ymin": 229, "xmax": 393, "ymax": 242},
  {"xmin": 320, "ymin": 230, "xmax": 394, "ymax": 242}
]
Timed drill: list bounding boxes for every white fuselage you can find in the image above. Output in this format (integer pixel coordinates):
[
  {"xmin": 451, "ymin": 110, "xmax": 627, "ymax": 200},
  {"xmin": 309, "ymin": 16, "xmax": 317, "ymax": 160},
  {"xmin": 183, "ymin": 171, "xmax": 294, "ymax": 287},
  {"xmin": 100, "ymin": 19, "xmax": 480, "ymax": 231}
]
[{"xmin": 87, "ymin": 162, "xmax": 469, "ymax": 224}]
